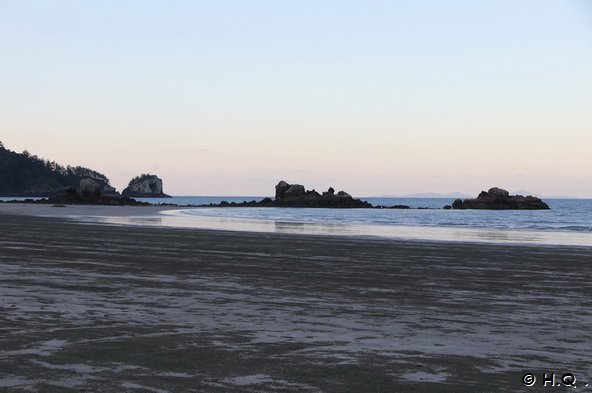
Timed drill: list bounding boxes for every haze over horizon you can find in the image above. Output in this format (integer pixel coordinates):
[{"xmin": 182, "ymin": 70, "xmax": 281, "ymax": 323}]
[{"xmin": 2, "ymin": 1, "xmax": 591, "ymax": 197}]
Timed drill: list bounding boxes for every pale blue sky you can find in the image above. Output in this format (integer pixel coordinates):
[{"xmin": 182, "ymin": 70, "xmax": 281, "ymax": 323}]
[{"xmin": 1, "ymin": 1, "xmax": 591, "ymax": 196}]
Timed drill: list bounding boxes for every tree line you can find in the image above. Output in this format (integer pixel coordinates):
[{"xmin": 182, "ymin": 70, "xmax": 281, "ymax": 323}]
[{"xmin": 0, "ymin": 141, "xmax": 110, "ymax": 195}]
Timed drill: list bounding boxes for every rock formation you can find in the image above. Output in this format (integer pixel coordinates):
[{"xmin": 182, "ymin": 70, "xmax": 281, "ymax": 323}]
[
  {"xmin": 122, "ymin": 174, "xmax": 170, "ymax": 198},
  {"xmin": 101, "ymin": 184, "xmax": 120, "ymax": 197},
  {"xmin": 452, "ymin": 187, "xmax": 550, "ymax": 210},
  {"xmin": 275, "ymin": 181, "xmax": 306, "ymax": 199},
  {"xmin": 79, "ymin": 178, "xmax": 101, "ymax": 197},
  {"xmin": 273, "ymin": 180, "xmax": 371, "ymax": 208},
  {"xmin": 209, "ymin": 181, "xmax": 371, "ymax": 208},
  {"xmin": 46, "ymin": 187, "xmax": 148, "ymax": 206}
]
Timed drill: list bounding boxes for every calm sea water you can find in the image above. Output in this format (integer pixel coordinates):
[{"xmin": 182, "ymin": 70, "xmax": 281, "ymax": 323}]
[
  {"xmin": 3, "ymin": 195, "xmax": 591, "ymax": 245},
  {"xmin": 132, "ymin": 196, "xmax": 592, "ymax": 246},
  {"xmin": 133, "ymin": 196, "xmax": 592, "ymax": 233}
]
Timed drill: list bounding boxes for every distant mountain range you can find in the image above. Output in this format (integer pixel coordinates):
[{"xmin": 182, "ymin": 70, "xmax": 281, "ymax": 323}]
[
  {"xmin": 377, "ymin": 192, "xmax": 473, "ymax": 199},
  {"xmin": 510, "ymin": 190, "xmax": 579, "ymax": 199},
  {"xmin": 378, "ymin": 191, "xmax": 580, "ymax": 199}
]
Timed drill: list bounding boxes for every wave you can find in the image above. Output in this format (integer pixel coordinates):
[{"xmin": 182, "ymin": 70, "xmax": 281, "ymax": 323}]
[{"xmin": 556, "ymin": 225, "xmax": 592, "ymax": 233}]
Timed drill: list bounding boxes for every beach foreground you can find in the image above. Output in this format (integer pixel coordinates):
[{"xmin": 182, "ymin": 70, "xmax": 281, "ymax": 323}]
[{"xmin": 1, "ymin": 213, "xmax": 591, "ymax": 392}]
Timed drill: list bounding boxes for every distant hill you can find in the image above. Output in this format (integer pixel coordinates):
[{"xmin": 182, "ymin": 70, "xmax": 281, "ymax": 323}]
[
  {"xmin": 511, "ymin": 190, "xmax": 579, "ymax": 199},
  {"xmin": 0, "ymin": 141, "xmax": 113, "ymax": 196},
  {"xmin": 511, "ymin": 190, "xmax": 541, "ymax": 197},
  {"xmin": 378, "ymin": 192, "xmax": 473, "ymax": 198}
]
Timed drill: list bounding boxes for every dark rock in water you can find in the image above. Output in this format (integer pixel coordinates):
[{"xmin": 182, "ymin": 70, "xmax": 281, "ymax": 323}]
[
  {"xmin": 390, "ymin": 205, "xmax": 410, "ymax": 209},
  {"xmin": 452, "ymin": 199, "xmax": 464, "ymax": 209},
  {"xmin": 483, "ymin": 187, "xmax": 508, "ymax": 199},
  {"xmin": 213, "ymin": 181, "xmax": 371, "ymax": 208},
  {"xmin": 452, "ymin": 187, "xmax": 550, "ymax": 210},
  {"xmin": 443, "ymin": 205, "xmax": 452, "ymax": 210},
  {"xmin": 275, "ymin": 180, "xmax": 291, "ymax": 199},
  {"xmin": 46, "ymin": 187, "xmax": 148, "ymax": 206},
  {"xmin": 21, "ymin": 198, "xmax": 41, "ymax": 203},
  {"xmin": 272, "ymin": 181, "xmax": 372, "ymax": 208},
  {"xmin": 283, "ymin": 184, "xmax": 306, "ymax": 198},
  {"xmin": 122, "ymin": 174, "xmax": 171, "ymax": 198}
]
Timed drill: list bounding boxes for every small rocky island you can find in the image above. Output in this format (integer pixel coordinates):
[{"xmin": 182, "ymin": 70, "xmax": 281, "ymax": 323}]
[
  {"xmin": 272, "ymin": 181, "xmax": 372, "ymax": 208},
  {"xmin": 452, "ymin": 187, "xmax": 550, "ymax": 210},
  {"xmin": 41, "ymin": 174, "xmax": 172, "ymax": 205},
  {"xmin": 122, "ymin": 174, "xmax": 171, "ymax": 198},
  {"xmin": 209, "ymin": 181, "xmax": 373, "ymax": 208},
  {"xmin": 37, "ymin": 175, "xmax": 172, "ymax": 206}
]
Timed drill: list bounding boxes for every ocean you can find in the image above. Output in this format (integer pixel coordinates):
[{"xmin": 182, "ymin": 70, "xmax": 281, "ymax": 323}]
[
  {"xmin": 3, "ymin": 195, "xmax": 591, "ymax": 246},
  {"xmin": 132, "ymin": 196, "xmax": 592, "ymax": 246}
]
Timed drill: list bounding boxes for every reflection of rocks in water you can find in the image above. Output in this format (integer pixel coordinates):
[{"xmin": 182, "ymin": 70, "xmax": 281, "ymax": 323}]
[
  {"xmin": 85, "ymin": 216, "xmax": 164, "ymax": 227},
  {"xmin": 273, "ymin": 220, "xmax": 346, "ymax": 235},
  {"xmin": 129, "ymin": 217, "xmax": 164, "ymax": 225},
  {"xmin": 274, "ymin": 221, "xmax": 309, "ymax": 233},
  {"xmin": 471, "ymin": 229, "xmax": 542, "ymax": 243}
]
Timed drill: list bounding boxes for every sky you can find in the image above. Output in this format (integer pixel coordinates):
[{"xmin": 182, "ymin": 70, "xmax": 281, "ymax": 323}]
[{"xmin": 1, "ymin": 0, "xmax": 591, "ymax": 197}]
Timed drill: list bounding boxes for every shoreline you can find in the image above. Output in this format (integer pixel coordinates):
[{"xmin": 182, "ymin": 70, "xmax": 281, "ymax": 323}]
[
  {"xmin": 1, "ymin": 203, "xmax": 590, "ymax": 248},
  {"xmin": 0, "ymin": 202, "xmax": 182, "ymax": 217},
  {"xmin": 1, "ymin": 213, "xmax": 591, "ymax": 392}
]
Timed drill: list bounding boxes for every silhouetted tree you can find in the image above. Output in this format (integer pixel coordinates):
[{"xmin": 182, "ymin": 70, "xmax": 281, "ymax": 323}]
[{"xmin": 0, "ymin": 143, "xmax": 112, "ymax": 196}]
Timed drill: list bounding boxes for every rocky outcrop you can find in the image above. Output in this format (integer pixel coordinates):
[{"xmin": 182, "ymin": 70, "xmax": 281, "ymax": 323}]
[
  {"xmin": 208, "ymin": 181, "xmax": 371, "ymax": 208},
  {"xmin": 122, "ymin": 174, "xmax": 170, "ymax": 198},
  {"xmin": 46, "ymin": 187, "xmax": 148, "ymax": 206},
  {"xmin": 79, "ymin": 178, "xmax": 101, "ymax": 197},
  {"xmin": 275, "ymin": 181, "xmax": 306, "ymax": 199},
  {"xmin": 201, "ymin": 182, "xmax": 369, "ymax": 208},
  {"xmin": 101, "ymin": 184, "xmax": 120, "ymax": 197},
  {"xmin": 273, "ymin": 181, "xmax": 371, "ymax": 208},
  {"xmin": 78, "ymin": 178, "xmax": 121, "ymax": 197},
  {"xmin": 275, "ymin": 181, "xmax": 291, "ymax": 199},
  {"xmin": 452, "ymin": 187, "xmax": 550, "ymax": 210}
]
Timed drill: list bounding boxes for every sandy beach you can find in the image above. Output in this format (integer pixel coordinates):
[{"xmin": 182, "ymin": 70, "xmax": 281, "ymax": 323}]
[{"xmin": 1, "ymin": 205, "xmax": 592, "ymax": 392}]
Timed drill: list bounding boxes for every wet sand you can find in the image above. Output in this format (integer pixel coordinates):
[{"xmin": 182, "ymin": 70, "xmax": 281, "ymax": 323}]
[{"xmin": 1, "ymin": 211, "xmax": 591, "ymax": 392}]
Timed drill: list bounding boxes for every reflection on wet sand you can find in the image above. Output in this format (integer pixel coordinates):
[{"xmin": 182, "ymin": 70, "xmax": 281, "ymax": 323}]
[
  {"xmin": 128, "ymin": 217, "xmax": 163, "ymax": 225},
  {"xmin": 2, "ymin": 214, "xmax": 592, "ymax": 392},
  {"xmin": 71, "ymin": 211, "xmax": 592, "ymax": 247},
  {"xmin": 274, "ymin": 221, "xmax": 347, "ymax": 234}
]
